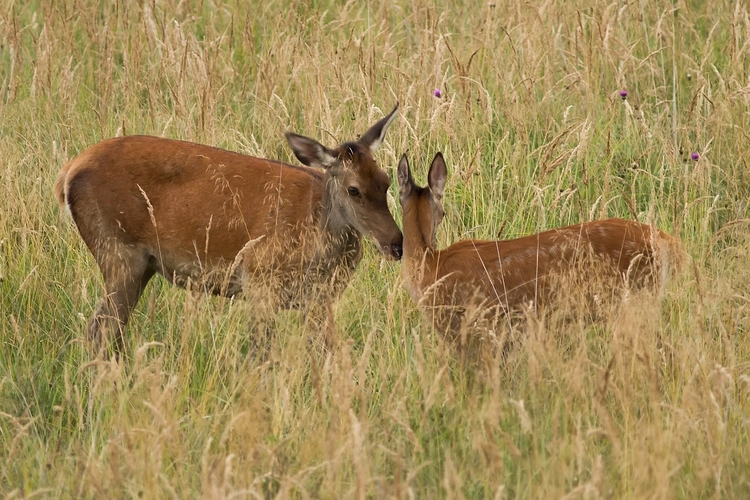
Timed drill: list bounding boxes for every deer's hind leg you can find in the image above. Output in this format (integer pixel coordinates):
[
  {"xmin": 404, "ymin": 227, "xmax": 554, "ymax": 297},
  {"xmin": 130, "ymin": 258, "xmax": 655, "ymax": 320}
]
[{"xmin": 88, "ymin": 243, "xmax": 155, "ymax": 356}]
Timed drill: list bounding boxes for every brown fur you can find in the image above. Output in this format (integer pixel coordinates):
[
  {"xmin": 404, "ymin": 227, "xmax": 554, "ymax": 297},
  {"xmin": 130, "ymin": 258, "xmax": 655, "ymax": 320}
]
[
  {"xmin": 56, "ymin": 106, "xmax": 402, "ymax": 354},
  {"xmin": 397, "ymin": 152, "xmax": 682, "ymax": 344}
]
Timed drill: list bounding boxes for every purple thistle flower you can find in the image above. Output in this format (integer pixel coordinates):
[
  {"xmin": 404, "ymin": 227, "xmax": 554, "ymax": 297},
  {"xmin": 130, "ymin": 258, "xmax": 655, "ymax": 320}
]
[
  {"xmin": 620, "ymin": 89, "xmax": 628, "ymax": 100},
  {"xmin": 433, "ymin": 89, "xmax": 442, "ymax": 98},
  {"xmin": 691, "ymin": 151, "xmax": 700, "ymax": 161}
]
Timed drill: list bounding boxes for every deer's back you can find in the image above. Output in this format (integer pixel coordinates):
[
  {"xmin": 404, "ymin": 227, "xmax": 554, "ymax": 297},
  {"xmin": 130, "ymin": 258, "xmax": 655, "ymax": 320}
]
[
  {"xmin": 60, "ymin": 135, "xmax": 326, "ymax": 266},
  {"xmin": 422, "ymin": 218, "xmax": 670, "ymax": 317}
]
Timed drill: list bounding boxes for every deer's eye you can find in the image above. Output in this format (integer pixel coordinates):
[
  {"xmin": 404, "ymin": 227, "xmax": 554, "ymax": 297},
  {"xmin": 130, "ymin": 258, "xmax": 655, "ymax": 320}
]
[{"xmin": 347, "ymin": 186, "xmax": 361, "ymax": 197}]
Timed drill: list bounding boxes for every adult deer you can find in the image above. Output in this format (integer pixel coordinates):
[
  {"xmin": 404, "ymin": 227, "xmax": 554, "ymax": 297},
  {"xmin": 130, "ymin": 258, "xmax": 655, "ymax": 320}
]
[
  {"xmin": 55, "ymin": 105, "xmax": 403, "ymax": 354},
  {"xmin": 397, "ymin": 151, "xmax": 682, "ymax": 345}
]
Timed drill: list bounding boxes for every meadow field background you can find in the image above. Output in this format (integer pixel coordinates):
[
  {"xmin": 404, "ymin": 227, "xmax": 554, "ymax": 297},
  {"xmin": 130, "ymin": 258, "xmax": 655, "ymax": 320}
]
[{"xmin": 1, "ymin": 0, "xmax": 750, "ymax": 497}]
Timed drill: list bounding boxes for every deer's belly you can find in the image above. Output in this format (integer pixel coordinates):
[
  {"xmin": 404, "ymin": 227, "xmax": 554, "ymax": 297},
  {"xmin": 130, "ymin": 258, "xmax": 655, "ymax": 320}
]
[
  {"xmin": 156, "ymin": 258, "xmax": 244, "ymax": 297},
  {"xmin": 153, "ymin": 241, "xmax": 359, "ymax": 310}
]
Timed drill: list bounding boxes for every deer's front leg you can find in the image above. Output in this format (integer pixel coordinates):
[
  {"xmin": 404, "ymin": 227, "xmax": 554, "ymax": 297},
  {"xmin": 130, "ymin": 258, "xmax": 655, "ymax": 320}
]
[{"xmin": 303, "ymin": 300, "xmax": 339, "ymax": 354}]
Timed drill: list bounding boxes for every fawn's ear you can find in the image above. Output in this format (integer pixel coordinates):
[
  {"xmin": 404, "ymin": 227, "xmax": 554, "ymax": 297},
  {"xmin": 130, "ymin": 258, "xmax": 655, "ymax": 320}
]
[
  {"xmin": 358, "ymin": 103, "xmax": 399, "ymax": 153},
  {"xmin": 285, "ymin": 132, "xmax": 337, "ymax": 169},
  {"xmin": 428, "ymin": 152, "xmax": 447, "ymax": 200},
  {"xmin": 397, "ymin": 153, "xmax": 414, "ymax": 200}
]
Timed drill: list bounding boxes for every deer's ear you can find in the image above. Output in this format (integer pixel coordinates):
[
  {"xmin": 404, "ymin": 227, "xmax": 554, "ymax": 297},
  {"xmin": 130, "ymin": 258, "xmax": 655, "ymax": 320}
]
[
  {"xmin": 358, "ymin": 103, "xmax": 399, "ymax": 153},
  {"xmin": 428, "ymin": 152, "xmax": 447, "ymax": 200},
  {"xmin": 285, "ymin": 132, "xmax": 337, "ymax": 169},
  {"xmin": 397, "ymin": 153, "xmax": 414, "ymax": 200}
]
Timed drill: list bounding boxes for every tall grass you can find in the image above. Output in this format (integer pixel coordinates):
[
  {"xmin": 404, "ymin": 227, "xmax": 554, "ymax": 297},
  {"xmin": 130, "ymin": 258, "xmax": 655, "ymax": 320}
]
[{"xmin": 1, "ymin": 0, "xmax": 749, "ymax": 497}]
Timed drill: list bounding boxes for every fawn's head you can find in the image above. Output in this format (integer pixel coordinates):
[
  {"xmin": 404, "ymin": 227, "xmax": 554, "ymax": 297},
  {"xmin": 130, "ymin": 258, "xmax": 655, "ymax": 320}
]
[{"xmin": 397, "ymin": 152, "xmax": 447, "ymax": 250}]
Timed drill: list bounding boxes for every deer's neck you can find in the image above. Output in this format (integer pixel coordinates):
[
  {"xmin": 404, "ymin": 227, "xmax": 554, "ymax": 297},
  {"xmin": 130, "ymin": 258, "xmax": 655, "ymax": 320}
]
[
  {"xmin": 402, "ymin": 203, "xmax": 434, "ymax": 263},
  {"xmin": 317, "ymin": 177, "xmax": 363, "ymax": 266},
  {"xmin": 401, "ymin": 204, "xmax": 436, "ymax": 301}
]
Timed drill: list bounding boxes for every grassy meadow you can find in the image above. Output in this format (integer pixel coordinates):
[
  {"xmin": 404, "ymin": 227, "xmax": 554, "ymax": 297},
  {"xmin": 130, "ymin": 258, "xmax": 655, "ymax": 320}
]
[{"xmin": 2, "ymin": 0, "xmax": 750, "ymax": 497}]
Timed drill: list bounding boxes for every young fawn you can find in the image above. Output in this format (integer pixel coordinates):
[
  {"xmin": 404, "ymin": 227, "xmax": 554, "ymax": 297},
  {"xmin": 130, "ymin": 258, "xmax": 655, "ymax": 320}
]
[
  {"xmin": 55, "ymin": 105, "xmax": 403, "ymax": 355},
  {"xmin": 397, "ymin": 152, "xmax": 682, "ymax": 345}
]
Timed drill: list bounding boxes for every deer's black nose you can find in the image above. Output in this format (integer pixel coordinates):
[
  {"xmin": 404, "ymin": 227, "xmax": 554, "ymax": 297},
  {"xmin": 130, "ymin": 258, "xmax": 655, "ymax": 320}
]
[{"xmin": 391, "ymin": 244, "xmax": 403, "ymax": 260}]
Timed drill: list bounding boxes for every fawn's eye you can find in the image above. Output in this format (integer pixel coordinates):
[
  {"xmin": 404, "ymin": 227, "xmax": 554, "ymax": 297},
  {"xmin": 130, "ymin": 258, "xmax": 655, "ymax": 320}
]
[{"xmin": 347, "ymin": 186, "xmax": 360, "ymax": 197}]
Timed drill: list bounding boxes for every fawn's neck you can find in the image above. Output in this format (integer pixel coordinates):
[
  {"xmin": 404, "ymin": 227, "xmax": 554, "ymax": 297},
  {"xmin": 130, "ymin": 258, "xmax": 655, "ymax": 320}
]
[{"xmin": 402, "ymin": 202, "xmax": 436, "ymax": 270}]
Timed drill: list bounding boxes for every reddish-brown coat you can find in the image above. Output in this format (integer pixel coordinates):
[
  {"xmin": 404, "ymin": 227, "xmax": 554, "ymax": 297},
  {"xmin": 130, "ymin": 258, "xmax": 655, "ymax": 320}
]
[
  {"xmin": 55, "ymin": 106, "xmax": 402, "ymax": 353},
  {"xmin": 397, "ymin": 152, "xmax": 682, "ymax": 341},
  {"xmin": 58, "ymin": 136, "xmax": 323, "ymax": 269}
]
